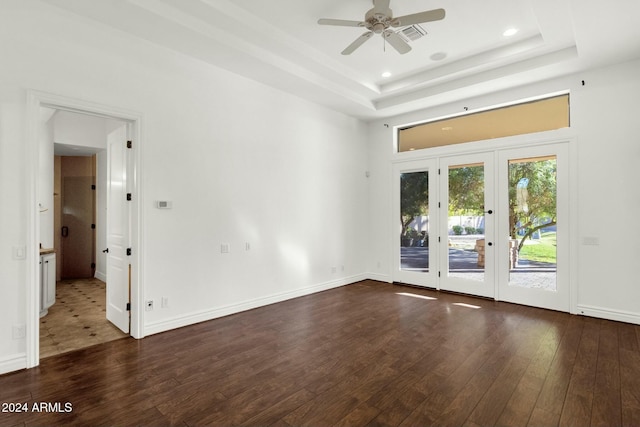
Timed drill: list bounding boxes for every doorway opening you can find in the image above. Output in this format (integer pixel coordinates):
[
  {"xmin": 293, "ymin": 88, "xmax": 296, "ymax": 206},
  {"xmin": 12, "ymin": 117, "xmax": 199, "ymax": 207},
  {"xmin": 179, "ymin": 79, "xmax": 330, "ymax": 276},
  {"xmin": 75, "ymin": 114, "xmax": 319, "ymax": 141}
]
[
  {"xmin": 393, "ymin": 140, "xmax": 570, "ymax": 312},
  {"xmin": 40, "ymin": 136, "xmax": 128, "ymax": 358},
  {"xmin": 27, "ymin": 91, "xmax": 142, "ymax": 368}
]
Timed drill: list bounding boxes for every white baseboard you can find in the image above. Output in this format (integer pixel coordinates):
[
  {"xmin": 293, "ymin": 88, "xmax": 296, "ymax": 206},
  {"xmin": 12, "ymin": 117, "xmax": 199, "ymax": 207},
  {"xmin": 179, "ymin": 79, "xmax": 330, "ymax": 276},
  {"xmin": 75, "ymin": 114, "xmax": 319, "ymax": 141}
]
[
  {"xmin": 577, "ymin": 304, "xmax": 640, "ymax": 325},
  {"xmin": 94, "ymin": 271, "xmax": 107, "ymax": 282},
  {"xmin": 144, "ymin": 274, "xmax": 368, "ymax": 336},
  {"xmin": 0, "ymin": 353, "xmax": 26, "ymax": 376}
]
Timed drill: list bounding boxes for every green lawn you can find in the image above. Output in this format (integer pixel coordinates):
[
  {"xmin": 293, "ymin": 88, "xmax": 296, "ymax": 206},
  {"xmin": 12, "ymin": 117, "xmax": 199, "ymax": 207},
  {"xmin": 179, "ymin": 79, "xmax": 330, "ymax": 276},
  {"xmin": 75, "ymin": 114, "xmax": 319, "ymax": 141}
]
[{"xmin": 518, "ymin": 232, "xmax": 557, "ymax": 264}]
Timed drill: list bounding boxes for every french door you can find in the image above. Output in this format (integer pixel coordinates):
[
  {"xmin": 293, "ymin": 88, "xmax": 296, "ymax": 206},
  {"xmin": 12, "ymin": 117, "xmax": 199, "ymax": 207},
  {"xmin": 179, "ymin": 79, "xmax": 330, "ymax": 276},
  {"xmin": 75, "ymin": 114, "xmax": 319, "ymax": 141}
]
[
  {"xmin": 393, "ymin": 142, "xmax": 569, "ymax": 312},
  {"xmin": 496, "ymin": 144, "xmax": 569, "ymax": 311},
  {"xmin": 393, "ymin": 159, "xmax": 438, "ymax": 288},
  {"xmin": 439, "ymin": 153, "xmax": 495, "ymax": 298}
]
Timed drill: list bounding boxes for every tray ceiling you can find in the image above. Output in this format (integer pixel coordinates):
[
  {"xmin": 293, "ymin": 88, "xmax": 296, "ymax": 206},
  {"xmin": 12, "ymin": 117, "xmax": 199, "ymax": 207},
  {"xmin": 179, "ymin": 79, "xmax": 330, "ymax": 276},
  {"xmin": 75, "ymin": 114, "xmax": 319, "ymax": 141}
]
[{"xmin": 44, "ymin": 0, "xmax": 640, "ymax": 120}]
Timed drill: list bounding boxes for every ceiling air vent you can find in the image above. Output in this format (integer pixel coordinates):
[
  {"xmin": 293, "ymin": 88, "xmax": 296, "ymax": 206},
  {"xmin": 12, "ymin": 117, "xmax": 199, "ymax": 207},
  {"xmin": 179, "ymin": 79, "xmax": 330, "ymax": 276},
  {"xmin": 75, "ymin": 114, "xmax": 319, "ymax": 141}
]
[{"xmin": 397, "ymin": 24, "xmax": 427, "ymax": 42}]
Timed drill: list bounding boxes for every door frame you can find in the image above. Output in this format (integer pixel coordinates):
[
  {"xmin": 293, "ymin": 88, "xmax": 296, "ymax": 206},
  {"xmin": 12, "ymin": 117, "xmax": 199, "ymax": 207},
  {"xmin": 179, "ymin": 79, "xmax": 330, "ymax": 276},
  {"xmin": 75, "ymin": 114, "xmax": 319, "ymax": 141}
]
[
  {"xmin": 391, "ymin": 132, "xmax": 578, "ymax": 314},
  {"xmin": 26, "ymin": 90, "xmax": 144, "ymax": 368}
]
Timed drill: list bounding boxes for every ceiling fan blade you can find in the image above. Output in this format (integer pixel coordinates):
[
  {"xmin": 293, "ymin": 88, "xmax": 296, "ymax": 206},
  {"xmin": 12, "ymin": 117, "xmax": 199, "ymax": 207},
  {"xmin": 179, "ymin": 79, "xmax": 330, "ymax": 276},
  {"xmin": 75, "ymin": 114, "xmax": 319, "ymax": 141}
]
[
  {"xmin": 373, "ymin": 0, "xmax": 391, "ymax": 14},
  {"xmin": 318, "ymin": 18, "xmax": 365, "ymax": 27},
  {"xmin": 342, "ymin": 31, "xmax": 374, "ymax": 55},
  {"xmin": 391, "ymin": 8, "xmax": 445, "ymax": 27},
  {"xmin": 383, "ymin": 30, "xmax": 411, "ymax": 54}
]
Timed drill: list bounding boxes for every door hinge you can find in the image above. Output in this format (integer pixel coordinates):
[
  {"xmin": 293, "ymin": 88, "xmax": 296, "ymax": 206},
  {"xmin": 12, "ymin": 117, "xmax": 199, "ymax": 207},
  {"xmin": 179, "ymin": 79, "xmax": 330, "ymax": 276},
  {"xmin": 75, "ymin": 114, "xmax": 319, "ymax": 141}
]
[
  {"xmin": 438, "ymin": 202, "xmax": 441, "ymax": 208},
  {"xmin": 438, "ymin": 168, "xmax": 441, "ymax": 175},
  {"xmin": 91, "ymin": 262, "xmax": 96, "ymax": 269},
  {"xmin": 438, "ymin": 236, "xmax": 441, "ymax": 242},
  {"xmin": 91, "ymin": 224, "xmax": 96, "ymax": 229},
  {"xmin": 91, "ymin": 184, "xmax": 96, "ymax": 190},
  {"xmin": 126, "ymin": 302, "xmax": 131, "ymax": 311},
  {"xmin": 127, "ymin": 140, "xmax": 132, "ymax": 149},
  {"xmin": 126, "ymin": 248, "xmax": 132, "ymax": 256},
  {"xmin": 438, "ymin": 271, "xmax": 441, "ymax": 277},
  {"xmin": 126, "ymin": 193, "xmax": 132, "ymax": 201}
]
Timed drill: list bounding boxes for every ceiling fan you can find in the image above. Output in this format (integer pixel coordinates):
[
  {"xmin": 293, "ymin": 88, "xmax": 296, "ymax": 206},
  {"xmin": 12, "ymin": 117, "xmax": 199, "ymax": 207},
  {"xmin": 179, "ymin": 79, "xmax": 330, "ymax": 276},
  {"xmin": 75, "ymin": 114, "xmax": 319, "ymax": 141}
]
[{"xmin": 318, "ymin": 0, "xmax": 445, "ymax": 55}]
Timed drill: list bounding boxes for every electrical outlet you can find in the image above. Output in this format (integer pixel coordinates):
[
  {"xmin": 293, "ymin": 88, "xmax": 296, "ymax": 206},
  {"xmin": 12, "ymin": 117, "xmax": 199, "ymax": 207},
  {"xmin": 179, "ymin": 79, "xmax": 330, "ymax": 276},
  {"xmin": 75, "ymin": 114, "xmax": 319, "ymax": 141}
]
[
  {"xmin": 161, "ymin": 297, "xmax": 169, "ymax": 308},
  {"xmin": 12, "ymin": 324, "xmax": 26, "ymax": 339},
  {"xmin": 331, "ymin": 266, "xmax": 337, "ymax": 274},
  {"xmin": 221, "ymin": 243, "xmax": 230, "ymax": 254},
  {"xmin": 146, "ymin": 300, "xmax": 154, "ymax": 311}
]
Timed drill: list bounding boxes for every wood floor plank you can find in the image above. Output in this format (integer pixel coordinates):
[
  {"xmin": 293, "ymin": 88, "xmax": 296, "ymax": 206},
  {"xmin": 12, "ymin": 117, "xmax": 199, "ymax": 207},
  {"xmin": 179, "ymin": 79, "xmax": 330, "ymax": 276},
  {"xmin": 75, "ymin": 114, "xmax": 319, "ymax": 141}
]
[
  {"xmin": 1, "ymin": 281, "xmax": 639, "ymax": 427},
  {"xmin": 530, "ymin": 314, "xmax": 584, "ymax": 423},
  {"xmin": 590, "ymin": 320, "xmax": 622, "ymax": 427},
  {"xmin": 558, "ymin": 317, "xmax": 599, "ymax": 426},
  {"xmin": 618, "ymin": 322, "xmax": 640, "ymax": 352},
  {"xmin": 620, "ymin": 348, "xmax": 640, "ymax": 427},
  {"xmin": 496, "ymin": 315, "xmax": 568, "ymax": 426}
]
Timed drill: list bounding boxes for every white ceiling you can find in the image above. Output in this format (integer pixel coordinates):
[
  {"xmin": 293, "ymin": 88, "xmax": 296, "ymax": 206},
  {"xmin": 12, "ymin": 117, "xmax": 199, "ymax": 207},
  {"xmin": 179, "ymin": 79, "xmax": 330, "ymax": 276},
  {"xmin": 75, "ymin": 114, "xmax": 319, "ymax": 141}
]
[{"xmin": 45, "ymin": 0, "xmax": 640, "ymax": 120}]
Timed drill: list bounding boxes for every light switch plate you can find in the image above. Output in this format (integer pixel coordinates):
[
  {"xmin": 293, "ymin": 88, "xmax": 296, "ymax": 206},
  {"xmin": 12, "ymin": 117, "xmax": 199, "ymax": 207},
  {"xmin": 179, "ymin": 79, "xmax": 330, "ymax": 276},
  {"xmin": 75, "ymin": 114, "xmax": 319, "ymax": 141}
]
[{"xmin": 13, "ymin": 246, "xmax": 26, "ymax": 260}]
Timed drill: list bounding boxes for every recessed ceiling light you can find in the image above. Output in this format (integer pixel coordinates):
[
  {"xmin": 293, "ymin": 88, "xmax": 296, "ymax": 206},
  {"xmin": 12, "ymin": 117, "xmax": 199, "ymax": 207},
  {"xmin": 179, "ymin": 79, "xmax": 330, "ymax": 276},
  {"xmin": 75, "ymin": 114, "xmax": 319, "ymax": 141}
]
[
  {"xmin": 381, "ymin": 71, "xmax": 392, "ymax": 78},
  {"xmin": 503, "ymin": 28, "xmax": 519, "ymax": 37},
  {"xmin": 430, "ymin": 52, "xmax": 447, "ymax": 61}
]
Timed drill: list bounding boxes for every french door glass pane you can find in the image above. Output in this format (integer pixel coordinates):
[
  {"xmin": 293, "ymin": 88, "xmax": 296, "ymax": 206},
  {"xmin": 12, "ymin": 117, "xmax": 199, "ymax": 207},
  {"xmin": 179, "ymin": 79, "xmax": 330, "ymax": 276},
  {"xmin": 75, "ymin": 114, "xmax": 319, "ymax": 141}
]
[
  {"xmin": 448, "ymin": 163, "xmax": 485, "ymax": 281},
  {"xmin": 400, "ymin": 171, "xmax": 429, "ymax": 272},
  {"xmin": 507, "ymin": 156, "xmax": 557, "ymax": 291}
]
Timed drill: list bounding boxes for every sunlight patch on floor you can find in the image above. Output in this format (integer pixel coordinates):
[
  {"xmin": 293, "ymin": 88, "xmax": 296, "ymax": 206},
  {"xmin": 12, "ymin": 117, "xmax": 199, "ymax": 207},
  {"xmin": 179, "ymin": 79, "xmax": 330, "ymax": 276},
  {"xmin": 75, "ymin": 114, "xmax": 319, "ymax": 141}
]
[
  {"xmin": 452, "ymin": 302, "xmax": 481, "ymax": 309},
  {"xmin": 396, "ymin": 292, "xmax": 437, "ymax": 301}
]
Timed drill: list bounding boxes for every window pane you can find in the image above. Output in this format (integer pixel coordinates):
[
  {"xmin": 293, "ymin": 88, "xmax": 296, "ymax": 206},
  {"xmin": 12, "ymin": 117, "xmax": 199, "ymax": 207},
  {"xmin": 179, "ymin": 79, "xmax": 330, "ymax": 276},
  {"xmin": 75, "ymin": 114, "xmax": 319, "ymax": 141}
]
[
  {"xmin": 447, "ymin": 163, "xmax": 485, "ymax": 282},
  {"xmin": 507, "ymin": 156, "xmax": 557, "ymax": 291},
  {"xmin": 400, "ymin": 171, "xmax": 429, "ymax": 272},
  {"xmin": 398, "ymin": 95, "xmax": 569, "ymax": 152}
]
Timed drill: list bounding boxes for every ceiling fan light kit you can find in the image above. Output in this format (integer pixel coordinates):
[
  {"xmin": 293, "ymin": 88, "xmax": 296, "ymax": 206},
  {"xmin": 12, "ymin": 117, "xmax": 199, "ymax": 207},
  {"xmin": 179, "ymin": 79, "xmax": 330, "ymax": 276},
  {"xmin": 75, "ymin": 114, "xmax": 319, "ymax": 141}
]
[{"xmin": 318, "ymin": 0, "xmax": 445, "ymax": 55}]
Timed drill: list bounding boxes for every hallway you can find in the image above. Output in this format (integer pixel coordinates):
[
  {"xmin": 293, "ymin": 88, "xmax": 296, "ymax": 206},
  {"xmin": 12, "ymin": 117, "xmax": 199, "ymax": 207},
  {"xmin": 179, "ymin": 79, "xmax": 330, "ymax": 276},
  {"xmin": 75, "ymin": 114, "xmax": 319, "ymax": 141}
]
[{"xmin": 39, "ymin": 278, "xmax": 128, "ymax": 358}]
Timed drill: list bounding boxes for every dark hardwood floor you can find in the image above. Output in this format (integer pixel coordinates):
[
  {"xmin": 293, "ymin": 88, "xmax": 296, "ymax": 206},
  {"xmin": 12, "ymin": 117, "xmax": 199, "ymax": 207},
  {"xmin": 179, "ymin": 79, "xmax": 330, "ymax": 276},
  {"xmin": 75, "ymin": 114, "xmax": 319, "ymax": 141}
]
[{"xmin": 1, "ymin": 280, "xmax": 639, "ymax": 426}]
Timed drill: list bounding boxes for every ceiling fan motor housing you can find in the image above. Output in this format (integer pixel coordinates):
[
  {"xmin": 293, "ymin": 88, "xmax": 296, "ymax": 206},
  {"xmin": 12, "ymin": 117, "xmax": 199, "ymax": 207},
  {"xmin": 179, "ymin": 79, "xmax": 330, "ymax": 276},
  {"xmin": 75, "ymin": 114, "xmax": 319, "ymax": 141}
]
[{"xmin": 365, "ymin": 8, "xmax": 393, "ymax": 33}]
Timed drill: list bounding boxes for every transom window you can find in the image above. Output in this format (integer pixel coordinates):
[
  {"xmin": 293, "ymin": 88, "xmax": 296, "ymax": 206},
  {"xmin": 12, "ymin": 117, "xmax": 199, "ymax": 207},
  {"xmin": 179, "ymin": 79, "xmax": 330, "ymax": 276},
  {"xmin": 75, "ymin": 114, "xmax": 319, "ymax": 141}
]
[{"xmin": 397, "ymin": 94, "xmax": 570, "ymax": 152}]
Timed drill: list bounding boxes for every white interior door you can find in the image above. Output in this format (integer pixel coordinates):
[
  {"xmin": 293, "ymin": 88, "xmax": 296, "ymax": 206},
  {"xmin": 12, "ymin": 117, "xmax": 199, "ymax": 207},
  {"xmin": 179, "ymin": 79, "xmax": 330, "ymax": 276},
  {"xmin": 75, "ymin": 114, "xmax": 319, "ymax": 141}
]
[
  {"xmin": 106, "ymin": 124, "xmax": 130, "ymax": 333},
  {"xmin": 496, "ymin": 143, "xmax": 569, "ymax": 311},
  {"xmin": 439, "ymin": 153, "xmax": 495, "ymax": 298},
  {"xmin": 393, "ymin": 159, "xmax": 438, "ymax": 287}
]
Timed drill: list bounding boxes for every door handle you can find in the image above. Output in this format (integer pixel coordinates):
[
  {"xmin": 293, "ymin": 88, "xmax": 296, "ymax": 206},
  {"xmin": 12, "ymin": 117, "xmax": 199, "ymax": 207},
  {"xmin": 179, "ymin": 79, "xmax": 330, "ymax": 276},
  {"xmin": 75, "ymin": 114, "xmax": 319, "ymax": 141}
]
[
  {"xmin": 487, "ymin": 242, "xmax": 493, "ymax": 246},
  {"xmin": 61, "ymin": 226, "xmax": 69, "ymax": 237},
  {"xmin": 102, "ymin": 248, "xmax": 109, "ymax": 253}
]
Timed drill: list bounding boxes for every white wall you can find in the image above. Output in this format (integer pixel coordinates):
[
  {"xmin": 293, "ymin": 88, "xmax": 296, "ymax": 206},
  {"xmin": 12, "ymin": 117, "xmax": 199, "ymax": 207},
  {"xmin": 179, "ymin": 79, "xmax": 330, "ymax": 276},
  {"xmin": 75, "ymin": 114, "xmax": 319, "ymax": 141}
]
[
  {"xmin": 0, "ymin": 0, "xmax": 368, "ymax": 373},
  {"xmin": 571, "ymin": 59, "xmax": 640, "ymax": 321},
  {"xmin": 367, "ymin": 58, "xmax": 640, "ymax": 325}
]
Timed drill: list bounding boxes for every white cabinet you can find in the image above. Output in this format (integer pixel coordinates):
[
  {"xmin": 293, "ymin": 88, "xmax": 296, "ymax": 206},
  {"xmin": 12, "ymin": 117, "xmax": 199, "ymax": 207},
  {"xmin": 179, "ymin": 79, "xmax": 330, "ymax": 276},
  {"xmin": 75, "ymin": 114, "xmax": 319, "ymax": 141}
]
[{"xmin": 40, "ymin": 253, "xmax": 56, "ymax": 317}]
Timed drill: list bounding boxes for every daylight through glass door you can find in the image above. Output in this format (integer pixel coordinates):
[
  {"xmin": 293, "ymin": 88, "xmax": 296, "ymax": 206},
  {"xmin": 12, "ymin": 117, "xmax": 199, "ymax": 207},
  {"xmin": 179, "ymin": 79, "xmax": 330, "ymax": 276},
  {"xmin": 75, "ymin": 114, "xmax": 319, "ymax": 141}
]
[
  {"xmin": 507, "ymin": 156, "xmax": 557, "ymax": 291},
  {"xmin": 447, "ymin": 163, "xmax": 486, "ymax": 282},
  {"xmin": 400, "ymin": 171, "xmax": 430, "ymax": 273}
]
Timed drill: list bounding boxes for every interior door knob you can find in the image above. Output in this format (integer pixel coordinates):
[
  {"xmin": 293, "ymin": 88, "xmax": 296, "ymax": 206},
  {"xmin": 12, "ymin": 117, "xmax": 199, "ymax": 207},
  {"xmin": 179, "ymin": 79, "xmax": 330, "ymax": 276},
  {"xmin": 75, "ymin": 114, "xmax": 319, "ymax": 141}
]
[{"xmin": 102, "ymin": 248, "xmax": 109, "ymax": 253}]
